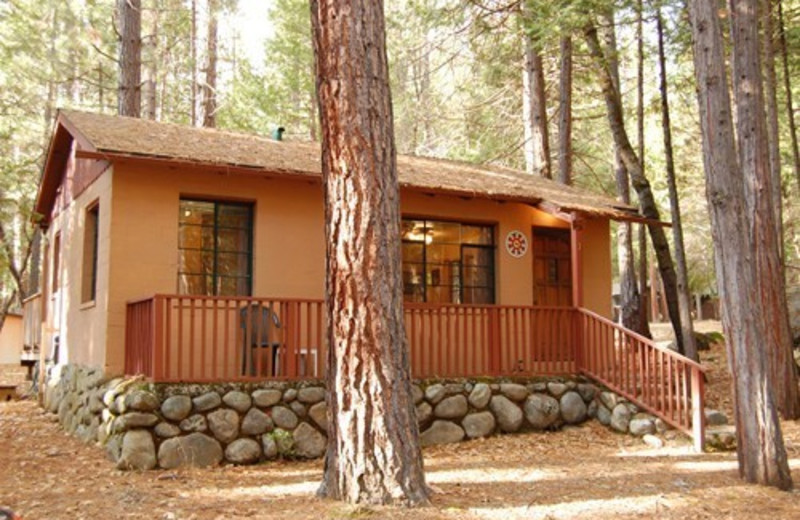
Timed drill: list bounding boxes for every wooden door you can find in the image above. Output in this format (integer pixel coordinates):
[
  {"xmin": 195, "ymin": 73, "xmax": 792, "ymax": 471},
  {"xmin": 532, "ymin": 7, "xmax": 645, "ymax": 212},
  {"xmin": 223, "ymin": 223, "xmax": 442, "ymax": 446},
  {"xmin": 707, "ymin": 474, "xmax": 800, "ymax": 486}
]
[{"xmin": 532, "ymin": 227, "xmax": 572, "ymax": 306}]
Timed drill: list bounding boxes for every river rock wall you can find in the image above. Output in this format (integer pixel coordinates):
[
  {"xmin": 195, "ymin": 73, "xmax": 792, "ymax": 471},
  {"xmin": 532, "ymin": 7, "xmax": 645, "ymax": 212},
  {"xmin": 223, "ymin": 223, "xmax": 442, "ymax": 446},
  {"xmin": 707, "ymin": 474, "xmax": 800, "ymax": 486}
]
[{"xmin": 43, "ymin": 364, "xmax": 666, "ymax": 470}]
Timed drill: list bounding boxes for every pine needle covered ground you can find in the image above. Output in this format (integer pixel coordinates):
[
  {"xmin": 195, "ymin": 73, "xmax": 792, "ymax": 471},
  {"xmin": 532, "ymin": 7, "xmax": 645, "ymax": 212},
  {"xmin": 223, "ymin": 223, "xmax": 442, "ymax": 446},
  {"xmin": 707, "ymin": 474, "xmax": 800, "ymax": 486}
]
[{"xmin": 1, "ymin": 324, "xmax": 799, "ymax": 519}]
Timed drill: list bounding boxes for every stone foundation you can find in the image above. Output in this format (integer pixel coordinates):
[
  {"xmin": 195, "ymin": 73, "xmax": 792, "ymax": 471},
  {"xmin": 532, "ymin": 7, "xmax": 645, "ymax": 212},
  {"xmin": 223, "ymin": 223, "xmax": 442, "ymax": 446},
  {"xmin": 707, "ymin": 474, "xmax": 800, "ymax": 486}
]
[{"xmin": 43, "ymin": 364, "xmax": 667, "ymax": 470}]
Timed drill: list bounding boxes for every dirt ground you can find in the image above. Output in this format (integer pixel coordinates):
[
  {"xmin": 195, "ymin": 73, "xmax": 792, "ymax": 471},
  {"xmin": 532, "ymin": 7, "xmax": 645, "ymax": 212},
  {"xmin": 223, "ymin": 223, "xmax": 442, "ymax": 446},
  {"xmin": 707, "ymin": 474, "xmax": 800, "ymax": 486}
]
[{"xmin": 2, "ymin": 323, "xmax": 800, "ymax": 520}]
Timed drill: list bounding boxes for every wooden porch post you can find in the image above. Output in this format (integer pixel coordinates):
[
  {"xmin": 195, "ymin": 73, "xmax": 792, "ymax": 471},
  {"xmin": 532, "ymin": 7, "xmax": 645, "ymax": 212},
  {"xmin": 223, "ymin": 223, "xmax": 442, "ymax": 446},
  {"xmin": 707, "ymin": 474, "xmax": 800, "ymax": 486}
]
[{"xmin": 571, "ymin": 218, "xmax": 584, "ymax": 371}]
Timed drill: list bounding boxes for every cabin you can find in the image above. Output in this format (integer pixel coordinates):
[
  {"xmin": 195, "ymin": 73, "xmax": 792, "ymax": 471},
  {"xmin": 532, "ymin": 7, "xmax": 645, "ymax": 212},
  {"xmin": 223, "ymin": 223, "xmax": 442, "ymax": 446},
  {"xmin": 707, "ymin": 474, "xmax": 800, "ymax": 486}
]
[{"xmin": 25, "ymin": 110, "xmax": 705, "ymax": 451}]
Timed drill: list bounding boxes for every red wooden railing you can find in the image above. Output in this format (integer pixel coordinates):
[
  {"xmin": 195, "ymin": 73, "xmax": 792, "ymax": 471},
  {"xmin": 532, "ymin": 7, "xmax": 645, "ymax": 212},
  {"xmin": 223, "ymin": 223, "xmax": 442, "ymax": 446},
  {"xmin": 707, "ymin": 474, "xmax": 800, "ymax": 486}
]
[
  {"xmin": 125, "ymin": 296, "xmax": 705, "ymax": 449},
  {"xmin": 576, "ymin": 308, "xmax": 705, "ymax": 452}
]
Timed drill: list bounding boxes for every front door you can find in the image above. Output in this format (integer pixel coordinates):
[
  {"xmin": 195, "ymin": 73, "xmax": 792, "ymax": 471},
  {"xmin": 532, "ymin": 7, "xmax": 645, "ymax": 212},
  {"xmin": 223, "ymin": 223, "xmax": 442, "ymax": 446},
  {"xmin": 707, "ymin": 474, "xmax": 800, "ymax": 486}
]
[{"xmin": 532, "ymin": 227, "xmax": 572, "ymax": 306}]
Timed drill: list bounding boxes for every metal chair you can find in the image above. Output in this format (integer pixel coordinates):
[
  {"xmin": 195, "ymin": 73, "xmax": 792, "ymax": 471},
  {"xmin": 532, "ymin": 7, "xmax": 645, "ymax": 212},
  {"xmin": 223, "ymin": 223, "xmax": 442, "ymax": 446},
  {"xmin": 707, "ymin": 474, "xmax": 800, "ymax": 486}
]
[{"xmin": 240, "ymin": 303, "xmax": 281, "ymax": 376}]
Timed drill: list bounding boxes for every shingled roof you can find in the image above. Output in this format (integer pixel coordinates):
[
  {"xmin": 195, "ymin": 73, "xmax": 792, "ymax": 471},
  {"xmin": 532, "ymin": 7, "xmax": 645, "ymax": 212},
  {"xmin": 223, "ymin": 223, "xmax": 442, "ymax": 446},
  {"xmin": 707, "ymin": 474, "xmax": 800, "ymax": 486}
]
[{"xmin": 39, "ymin": 110, "xmax": 641, "ymax": 221}]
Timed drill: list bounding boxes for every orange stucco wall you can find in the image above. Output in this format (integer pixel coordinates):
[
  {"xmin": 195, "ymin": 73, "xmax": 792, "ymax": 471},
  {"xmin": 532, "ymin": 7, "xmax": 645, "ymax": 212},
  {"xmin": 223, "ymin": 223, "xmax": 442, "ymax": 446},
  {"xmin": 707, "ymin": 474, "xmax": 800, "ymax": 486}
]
[
  {"xmin": 0, "ymin": 314, "xmax": 23, "ymax": 365},
  {"xmin": 43, "ymin": 165, "xmax": 112, "ymax": 369},
  {"xmin": 47, "ymin": 159, "xmax": 612, "ymax": 374}
]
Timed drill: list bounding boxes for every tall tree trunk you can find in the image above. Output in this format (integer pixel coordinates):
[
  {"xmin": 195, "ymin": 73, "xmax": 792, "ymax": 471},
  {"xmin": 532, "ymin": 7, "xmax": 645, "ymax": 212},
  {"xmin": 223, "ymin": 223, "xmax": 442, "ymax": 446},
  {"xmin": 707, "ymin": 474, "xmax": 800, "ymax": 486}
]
[
  {"xmin": 584, "ymin": 22, "xmax": 685, "ymax": 353},
  {"xmin": 688, "ymin": 0, "xmax": 792, "ymax": 489},
  {"xmin": 656, "ymin": 9, "xmax": 697, "ymax": 361},
  {"xmin": 635, "ymin": 0, "xmax": 651, "ymax": 337},
  {"xmin": 311, "ymin": 0, "xmax": 430, "ymax": 506},
  {"xmin": 142, "ymin": 1, "xmax": 159, "ymax": 120},
  {"xmin": 202, "ymin": 0, "xmax": 218, "ymax": 128},
  {"xmin": 601, "ymin": 12, "xmax": 642, "ymax": 335},
  {"xmin": 729, "ymin": 0, "xmax": 800, "ymax": 419},
  {"xmin": 117, "ymin": 0, "xmax": 142, "ymax": 117},
  {"xmin": 557, "ymin": 36, "xmax": 572, "ymax": 185},
  {"xmin": 521, "ymin": 2, "xmax": 551, "ymax": 178},
  {"xmin": 777, "ymin": 0, "xmax": 800, "ymax": 190},
  {"xmin": 763, "ymin": 0, "xmax": 783, "ymax": 251},
  {"xmin": 190, "ymin": 0, "xmax": 198, "ymax": 126}
]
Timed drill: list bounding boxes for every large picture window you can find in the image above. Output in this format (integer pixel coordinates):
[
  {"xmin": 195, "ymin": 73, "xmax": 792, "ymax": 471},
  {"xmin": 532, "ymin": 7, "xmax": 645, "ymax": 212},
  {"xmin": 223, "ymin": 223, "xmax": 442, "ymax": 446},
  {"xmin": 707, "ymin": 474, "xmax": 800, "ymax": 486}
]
[
  {"xmin": 401, "ymin": 219, "xmax": 495, "ymax": 304},
  {"xmin": 178, "ymin": 199, "xmax": 253, "ymax": 296}
]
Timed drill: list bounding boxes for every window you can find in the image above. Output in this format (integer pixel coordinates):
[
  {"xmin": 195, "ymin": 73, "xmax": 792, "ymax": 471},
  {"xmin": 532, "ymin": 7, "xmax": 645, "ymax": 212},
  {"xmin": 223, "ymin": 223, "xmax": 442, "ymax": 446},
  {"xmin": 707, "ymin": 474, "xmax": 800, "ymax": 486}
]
[
  {"xmin": 401, "ymin": 219, "xmax": 495, "ymax": 304},
  {"xmin": 178, "ymin": 199, "xmax": 253, "ymax": 296},
  {"xmin": 81, "ymin": 203, "xmax": 100, "ymax": 303}
]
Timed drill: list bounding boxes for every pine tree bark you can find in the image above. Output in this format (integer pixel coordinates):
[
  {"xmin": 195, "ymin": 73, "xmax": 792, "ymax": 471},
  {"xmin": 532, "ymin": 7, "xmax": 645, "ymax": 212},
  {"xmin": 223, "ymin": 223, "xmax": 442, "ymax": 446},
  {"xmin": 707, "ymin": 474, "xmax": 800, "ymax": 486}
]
[
  {"xmin": 777, "ymin": 0, "xmax": 800, "ymax": 190},
  {"xmin": 729, "ymin": 0, "xmax": 800, "ymax": 419},
  {"xmin": 310, "ymin": 0, "xmax": 430, "ymax": 506},
  {"xmin": 762, "ymin": 0, "xmax": 783, "ymax": 249},
  {"xmin": 190, "ymin": 0, "xmax": 198, "ymax": 126},
  {"xmin": 635, "ymin": 0, "xmax": 651, "ymax": 336},
  {"xmin": 521, "ymin": 2, "xmax": 551, "ymax": 178},
  {"xmin": 557, "ymin": 36, "xmax": 572, "ymax": 186},
  {"xmin": 689, "ymin": 0, "xmax": 792, "ymax": 488},
  {"xmin": 202, "ymin": 0, "xmax": 218, "ymax": 128},
  {"xmin": 656, "ymin": 9, "xmax": 697, "ymax": 361},
  {"xmin": 142, "ymin": 2, "xmax": 159, "ymax": 120},
  {"xmin": 117, "ymin": 0, "xmax": 141, "ymax": 117},
  {"xmin": 584, "ymin": 22, "xmax": 684, "ymax": 352}
]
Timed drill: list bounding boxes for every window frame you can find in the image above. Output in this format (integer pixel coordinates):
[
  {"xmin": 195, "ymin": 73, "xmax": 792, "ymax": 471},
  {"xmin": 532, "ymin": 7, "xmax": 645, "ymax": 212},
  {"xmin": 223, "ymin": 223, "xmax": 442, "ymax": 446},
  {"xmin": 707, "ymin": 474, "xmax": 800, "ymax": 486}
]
[
  {"xmin": 81, "ymin": 201, "xmax": 100, "ymax": 304},
  {"xmin": 178, "ymin": 198, "xmax": 254, "ymax": 297},
  {"xmin": 401, "ymin": 217, "xmax": 496, "ymax": 304}
]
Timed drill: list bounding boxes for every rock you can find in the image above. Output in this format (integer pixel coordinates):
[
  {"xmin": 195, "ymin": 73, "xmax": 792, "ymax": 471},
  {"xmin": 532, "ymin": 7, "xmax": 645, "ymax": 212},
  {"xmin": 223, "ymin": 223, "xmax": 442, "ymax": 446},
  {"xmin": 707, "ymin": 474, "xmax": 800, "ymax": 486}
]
[
  {"xmin": 416, "ymin": 402, "xmax": 433, "ymax": 427},
  {"xmin": 547, "ymin": 382, "xmax": 568, "ymax": 398},
  {"xmin": 271, "ymin": 428, "xmax": 295, "ymax": 455},
  {"xmin": 489, "ymin": 395, "xmax": 523, "ymax": 432},
  {"xmin": 124, "ymin": 390, "xmax": 160, "ymax": 412},
  {"xmin": 158, "ymin": 433, "xmax": 223, "ymax": 469},
  {"xmin": 88, "ymin": 390, "xmax": 106, "ymax": 414},
  {"xmin": 704, "ymin": 409, "xmax": 728, "ymax": 426},
  {"xmin": 114, "ymin": 412, "xmax": 159, "ymax": 433},
  {"xmin": 706, "ymin": 426, "xmax": 737, "ymax": 451},
  {"xmin": 222, "ymin": 391, "xmax": 252, "ymax": 412},
  {"xmin": 117, "ymin": 430, "xmax": 156, "ymax": 470},
  {"xmin": 262, "ymin": 434, "xmax": 279, "ymax": 459},
  {"xmin": 154, "ymin": 422, "xmax": 182, "ymax": 438},
  {"xmin": 105, "ymin": 434, "xmax": 123, "ymax": 462},
  {"xmin": 445, "ymin": 383, "xmax": 465, "ymax": 395},
  {"xmin": 193, "ymin": 392, "xmax": 221, "ymax": 412},
  {"xmin": 560, "ymin": 391, "xmax": 587, "ymax": 424},
  {"xmin": 610, "ymin": 403, "xmax": 632, "ymax": 433},
  {"xmin": 587, "ymin": 400, "xmax": 598, "ymax": 419},
  {"xmin": 643, "ymin": 434, "xmax": 664, "ymax": 449},
  {"xmin": 252, "ymin": 389, "xmax": 282, "ymax": 408},
  {"xmin": 283, "ymin": 388, "xmax": 298, "ymax": 402},
  {"xmin": 462, "ymin": 412, "xmax": 495, "ymax": 439},
  {"xmin": 298, "ymin": 387, "xmax": 325, "ymax": 404},
  {"xmin": 225, "ymin": 438, "xmax": 262, "ymax": 465},
  {"xmin": 293, "ymin": 423, "xmax": 327, "ymax": 458},
  {"xmin": 208, "ymin": 409, "xmax": 240, "ymax": 443},
  {"xmin": 412, "ymin": 385, "xmax": 424, "ymax": 405},
  {"xmin": 577, "ymin": 383, "xmax": 598, "ymax": 402},
  {"xmin": 420, "ymin": 420, "xmax": 465, "ymax": 447},
  {"xmin": 434, "ymin": 395, "xmax": 468, "ymax": 420},
  {"xmin": 308, "ymin": 402, "xmax": 328, "ymax": 431},
  {"xmin": 241, "ymin": 408, "xmax": 274, "ymax": 436},
  {"xmin": 180, "ymin": 414, "xmax": 208, "ymax": 433},
  {"xmin": 599, "ymin": 391, "xmax": 618, "ymax": 410},
  {"xmin": 425, "ymin": 384, "xmax": 446, "ymax": 404},
  {"xmin": 289, "ymin": 401, "xmax": 307, "ymax": 418},
  {"xmin": 654, "ymin": 418, "xmax": 669, "ymax": 434},
  {"xmin": 468, "ymin": 383, "xmax": 491, "ymax": 409},
  {"xmin": 500, "ymin": 383, "xmax": 529, "ymax": 402},
  {"xmin": 161, "ymin": 396, "xmax": 192, "ymax": 422},
  {"xmin": 530, "ymin": 382, "xmax": 547, "ymax": 393},
  {"xmin": 524, "ymin": 394, "xmax": 560, "ymax": 430},
  {"xmin": 629, "ymin": 414, "xmax": 656, "ymax": 436},
  {"xmin": 271, "ymin": 406, "xmax": 299, "ymax": 430},
  {"xmin": 596, "ymin": 404, "xmax": 611, "ymax": 426}
]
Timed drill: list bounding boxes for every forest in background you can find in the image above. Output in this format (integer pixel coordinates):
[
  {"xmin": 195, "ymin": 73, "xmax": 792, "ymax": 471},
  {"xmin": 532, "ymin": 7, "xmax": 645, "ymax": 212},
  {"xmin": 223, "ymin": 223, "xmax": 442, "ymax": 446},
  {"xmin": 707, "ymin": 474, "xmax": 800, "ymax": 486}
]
[{"xmin": 1, "ymin": 0, "xmax": 799, "ymax": 314}]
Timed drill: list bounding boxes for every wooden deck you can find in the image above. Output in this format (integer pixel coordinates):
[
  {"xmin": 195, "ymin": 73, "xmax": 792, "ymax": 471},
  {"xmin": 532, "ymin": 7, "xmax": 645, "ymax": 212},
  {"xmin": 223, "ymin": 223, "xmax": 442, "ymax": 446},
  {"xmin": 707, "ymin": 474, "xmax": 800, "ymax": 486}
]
[{"xmin": 124, "ymin": 294, "xmax": 706, "ymax": 450}]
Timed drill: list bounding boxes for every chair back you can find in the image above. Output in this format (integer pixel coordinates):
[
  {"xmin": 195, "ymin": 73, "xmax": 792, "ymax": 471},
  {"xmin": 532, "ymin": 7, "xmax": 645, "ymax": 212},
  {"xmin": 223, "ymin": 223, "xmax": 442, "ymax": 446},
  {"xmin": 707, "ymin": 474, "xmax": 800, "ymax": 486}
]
[{"xmin": 239, "ymin": 303, "xmax": 281, "ymax": 345}]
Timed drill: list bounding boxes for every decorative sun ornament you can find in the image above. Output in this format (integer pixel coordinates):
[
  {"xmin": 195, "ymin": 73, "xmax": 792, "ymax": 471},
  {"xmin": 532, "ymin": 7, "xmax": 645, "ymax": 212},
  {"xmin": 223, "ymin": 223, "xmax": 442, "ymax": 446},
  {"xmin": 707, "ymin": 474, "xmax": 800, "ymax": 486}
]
[{"xmin": 505, "ymin": 230, "xmax": 528, "ymax": 258}]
